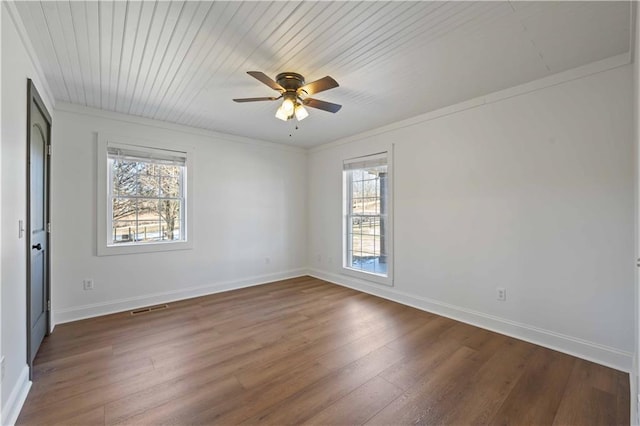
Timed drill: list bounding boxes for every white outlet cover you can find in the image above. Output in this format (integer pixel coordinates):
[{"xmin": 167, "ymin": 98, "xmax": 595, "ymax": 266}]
[{"xmin": 497, "ymin": 288, "xmax": 506, "ymax": 301}]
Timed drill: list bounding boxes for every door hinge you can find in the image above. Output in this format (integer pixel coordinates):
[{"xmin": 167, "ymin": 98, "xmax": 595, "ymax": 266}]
[
  {"xmin": 47, "ymin": 222, "xmax": 51, "ymax": 233},
  {"xmin": 47, "ymin": 145, "xmax": 51, "ymax": 156},
  {"xmin": 47, "ymin": 300, "xmax": 51, "ymax": 311}
]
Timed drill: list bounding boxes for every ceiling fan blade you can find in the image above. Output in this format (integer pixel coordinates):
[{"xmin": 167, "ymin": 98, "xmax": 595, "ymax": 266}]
[
  {"xmin": 233, "ymin": 97, "xmax": 279, "ymax": 103},
  {"xmin": 299, "ymin": 76, "xmax": 339, "ymax": 96},
  {"xmin": 247, "ymin": 71, "xmax": 284, "ymax": 92},
  {"xmin": 303, "ymin": 98, "xmax": 342, "ymax": 113}
]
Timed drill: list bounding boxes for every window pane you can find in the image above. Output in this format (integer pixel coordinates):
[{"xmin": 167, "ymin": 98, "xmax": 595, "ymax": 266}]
[
  {"xmin": 111, "ymin": 183, "xmax": 183, "ymax": 243},
  {"xmin": 112, "ymin": 198, "xmax": 136, "ymax": 223},
  {"xmin": 158, "ymin": 164, "xmax": 180, "ymax": 177},
  {"xmin": 352, "ymin": 180, "xmax": 363, "ymax": 199},
  {"xmin": 160, "ymin": 174, "xmax": 181, "ymax": 197},
  {"xmin": 361, "ymin": 234, "xmax": 375, "ymax": 255},
  {"xmin": 350, "ymin": 233, "xmax": 362, "ymax": 253},
  {"xmin": 374, "ymin": 234, "xmax": 381, "ymax": 254},
  {"xmin": 137, "ymin": 162, "xmax": 160, "ymax": 197},
  {"xmin": 113, "ymin": 218, "xmax": 136, "ymax": 243},
  {"xmin": 159, "ymin": 199, "xmax": 181, "ymax": 240},
  {"xmin": 136, "ymin": 199, "xmax": 160, "ymax": 241},
  {"xmin": 361, "ymin": 197, "xmax": 377, "ymax": 215},
  {"xmin": 112, "ymin": 160, "xmax": 138, "ymax": 196},
  {"xmin": 351, "ymin": 216, "xmax": 363, "ymax": 233},
  {"xmin": 354, "ymin": 197, "xmax": 365, "ymax": 215}
]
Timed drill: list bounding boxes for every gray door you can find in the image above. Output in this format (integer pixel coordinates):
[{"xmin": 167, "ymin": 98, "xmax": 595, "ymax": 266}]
[{"xmin": 27, "ymin": 79, "xmax": 51, "ymax": 366}]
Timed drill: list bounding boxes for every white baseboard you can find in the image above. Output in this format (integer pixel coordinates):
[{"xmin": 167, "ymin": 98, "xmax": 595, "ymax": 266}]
[
  {"xmin": 2, "ymin": 365, "xmax": 31, "ymax": 426},
  {"xmin": 53, "ymin": 268, "xmax": 307, "ymax": 324},
  {"xmin": 308, "ymin": 268, "xmax": 633, "ymax": 373}
]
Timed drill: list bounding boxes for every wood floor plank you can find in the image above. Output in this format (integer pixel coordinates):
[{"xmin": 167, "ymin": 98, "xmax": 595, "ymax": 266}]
[
  {"xmin": 34, "ymin": 346, "xmax": 114, "ymax": 376},
  {"xmin": 24, "ymin": 356, "xmax": 155, "ymax": 410},
  {"xmin": 109, "ymin": 376, "xmax": 242, "ymax": 425},
  {"xmin": 552, "ymin": 359, "xmax": 624, "ymax": 426},
  {"xmin": 489, "ymin": 347, "xmax": 576, "ymax": 425},
  {"xmin": 315, "ymin": 310, "xmax": 429, "ymax": 372},
  {"xmin": 240, "ymin": 346, "xmax": 404, "ymax": 425},
  {"xmin": 379, "ymin": 330, "xmax": 471, "ymax": 390},
  {"xmin": 383, "ymin": 315, "xmax": 457, "ymax": 356},
  {"xmin": 16, "ymin": 276, "xmax": 629, "ymax": 426},
  {"xmin": 18, "ymin": 337, "xmax": 263, "ymax": 424},
  {"xmin": 183, "ymin": 357, "xmax": 334, "ymax": 424},
  {"xmin": 301, "ymin": 376, "xmax": 404, "ymax": 425},
  {"xmin": 442, "ymin": 339, "xmax": 537, "ymax": 425},
  {"xmin": 616, "ymin": 369, "xmax": 631, "ymax": 425},
  {"xmin": 53, "ymin": 406, "xmax": 105, "ymax": 426},
  {"xmin": 366, "ymin": 345, "xmax": 480, "ymax": 425},
  {"xmin": 105, "ymin": 374, "xmax": 243, "ymax": 425}
]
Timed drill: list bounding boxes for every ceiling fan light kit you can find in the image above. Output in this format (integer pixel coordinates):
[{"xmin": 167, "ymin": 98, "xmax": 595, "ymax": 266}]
[
  {"xmin": 234, "ymin": 71, "xmax": 342, "ymax": 122},
  {"xmin": 294, "ymin": 104, "xmax": 309, "ymax": 121}
]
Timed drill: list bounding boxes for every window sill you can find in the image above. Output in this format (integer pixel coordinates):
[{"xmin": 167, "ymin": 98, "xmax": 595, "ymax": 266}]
[
  {"xmin": 341, "ymin": 266, "xmax": 393, "ymax": 287},
  {"xmin": 98, "ymin": 240, "xmax": 193, "ymax": 256}
]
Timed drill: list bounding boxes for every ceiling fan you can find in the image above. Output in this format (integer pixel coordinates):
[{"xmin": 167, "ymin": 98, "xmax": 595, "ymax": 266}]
[{"xmin": 233, "ymin": 71, "xmax": 342, "ymax": 122}]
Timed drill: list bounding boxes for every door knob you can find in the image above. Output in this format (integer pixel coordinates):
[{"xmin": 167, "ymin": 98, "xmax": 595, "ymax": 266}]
[{"xmin": 32, "ymin": 243, "xmax": 42, "ymax": 250}]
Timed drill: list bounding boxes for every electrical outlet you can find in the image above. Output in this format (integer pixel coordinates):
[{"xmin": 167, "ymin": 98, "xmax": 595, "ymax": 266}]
[
  {"xmin": 1, "ymin": 356, "xmax": 5, "ymax": 382},
  {"xmin": 83, "ymin": 279, "xmax": 94, "ymax": 290},
  {"xmin": 497, "ymin": 287, "xmax": 506, "ymax": 301}
]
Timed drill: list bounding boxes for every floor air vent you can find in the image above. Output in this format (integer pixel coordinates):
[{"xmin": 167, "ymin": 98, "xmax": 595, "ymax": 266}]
[{"xmin": 130, "ymin": 304, "xmax": 169, "ymax": 316}]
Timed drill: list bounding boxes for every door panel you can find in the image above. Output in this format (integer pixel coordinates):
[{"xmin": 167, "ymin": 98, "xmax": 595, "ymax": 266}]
[
  {"xmin": 28, "ymin": 80, "xmax": 51, "ymax": 366},
  {"xmin": 30, "ymin": 123, "xmax": 46, "ymax": 340},
  {"xmin": 31, "ymin": 126, "xmax": 45, "ymax": 231}
]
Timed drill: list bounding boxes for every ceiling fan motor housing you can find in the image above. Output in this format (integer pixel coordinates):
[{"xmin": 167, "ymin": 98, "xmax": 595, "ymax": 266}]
[{"xmin": 276, "ymin": 72, "xmax": 306, "ymax": 93}]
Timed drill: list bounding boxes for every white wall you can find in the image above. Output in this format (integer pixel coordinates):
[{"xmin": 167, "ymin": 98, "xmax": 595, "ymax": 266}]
[
  {"xmin": 309, "ymin": 64, "xmax": 634, "ymax": 372},
  {"xmin": 50, "ymin": 105, "xmax": 308, "ymax": 323},
  {"xmin": 1, "ymin": 3, "xmax": 55, "ymax": 424}
]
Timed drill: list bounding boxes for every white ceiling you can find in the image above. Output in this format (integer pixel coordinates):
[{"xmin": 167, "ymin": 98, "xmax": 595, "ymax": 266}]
[{"xmin": 15, "ymin": 1, "xmax": 632, "ymax": 147}]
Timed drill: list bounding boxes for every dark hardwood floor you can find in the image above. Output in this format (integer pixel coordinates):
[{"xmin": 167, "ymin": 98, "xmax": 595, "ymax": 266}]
[{"xmin": 17, "ymin": 276, "xmax": 629, "ymax": 425}]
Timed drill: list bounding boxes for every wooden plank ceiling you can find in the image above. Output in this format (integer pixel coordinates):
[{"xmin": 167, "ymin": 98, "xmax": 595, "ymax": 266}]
[{"xmin": 14, "ymin": 1, "xmax": 631, "ymax": 147}]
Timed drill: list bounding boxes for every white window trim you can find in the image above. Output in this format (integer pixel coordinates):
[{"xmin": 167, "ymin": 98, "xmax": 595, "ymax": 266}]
[
  {"xmin": 342, "ymin": 146, "xmax": 394, "ymax": 286},
  {"xmin": 97, "ymin": 133, "xmax": 194, "ymax": 256}
]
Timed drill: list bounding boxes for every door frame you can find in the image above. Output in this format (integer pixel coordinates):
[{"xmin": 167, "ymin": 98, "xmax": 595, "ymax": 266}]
[{"xmin": 26, "ymin": 79, "xmax": 52, "ymax": 378}]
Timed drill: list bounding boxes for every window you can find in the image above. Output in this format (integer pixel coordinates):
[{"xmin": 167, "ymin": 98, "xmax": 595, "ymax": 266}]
[
  {"xmin": 108, "ymin": 146, "xmax": 186, "ymax": 244},
  {"xmin": 97, "ymin": 135, "xmax": 193, "ymax": 255},
  {"xmin": 343, "ymin": 152, "xmax": 392, "ymax": 285}
]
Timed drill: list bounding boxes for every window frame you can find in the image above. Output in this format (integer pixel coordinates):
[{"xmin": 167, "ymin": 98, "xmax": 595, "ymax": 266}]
[
  {"xmin": 97, "ymin": 133, "xmax": 194, "ymax": 256},
  {"xmin": 342, "ymin": 149, "xmax": 394, "ymax": 286}
]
